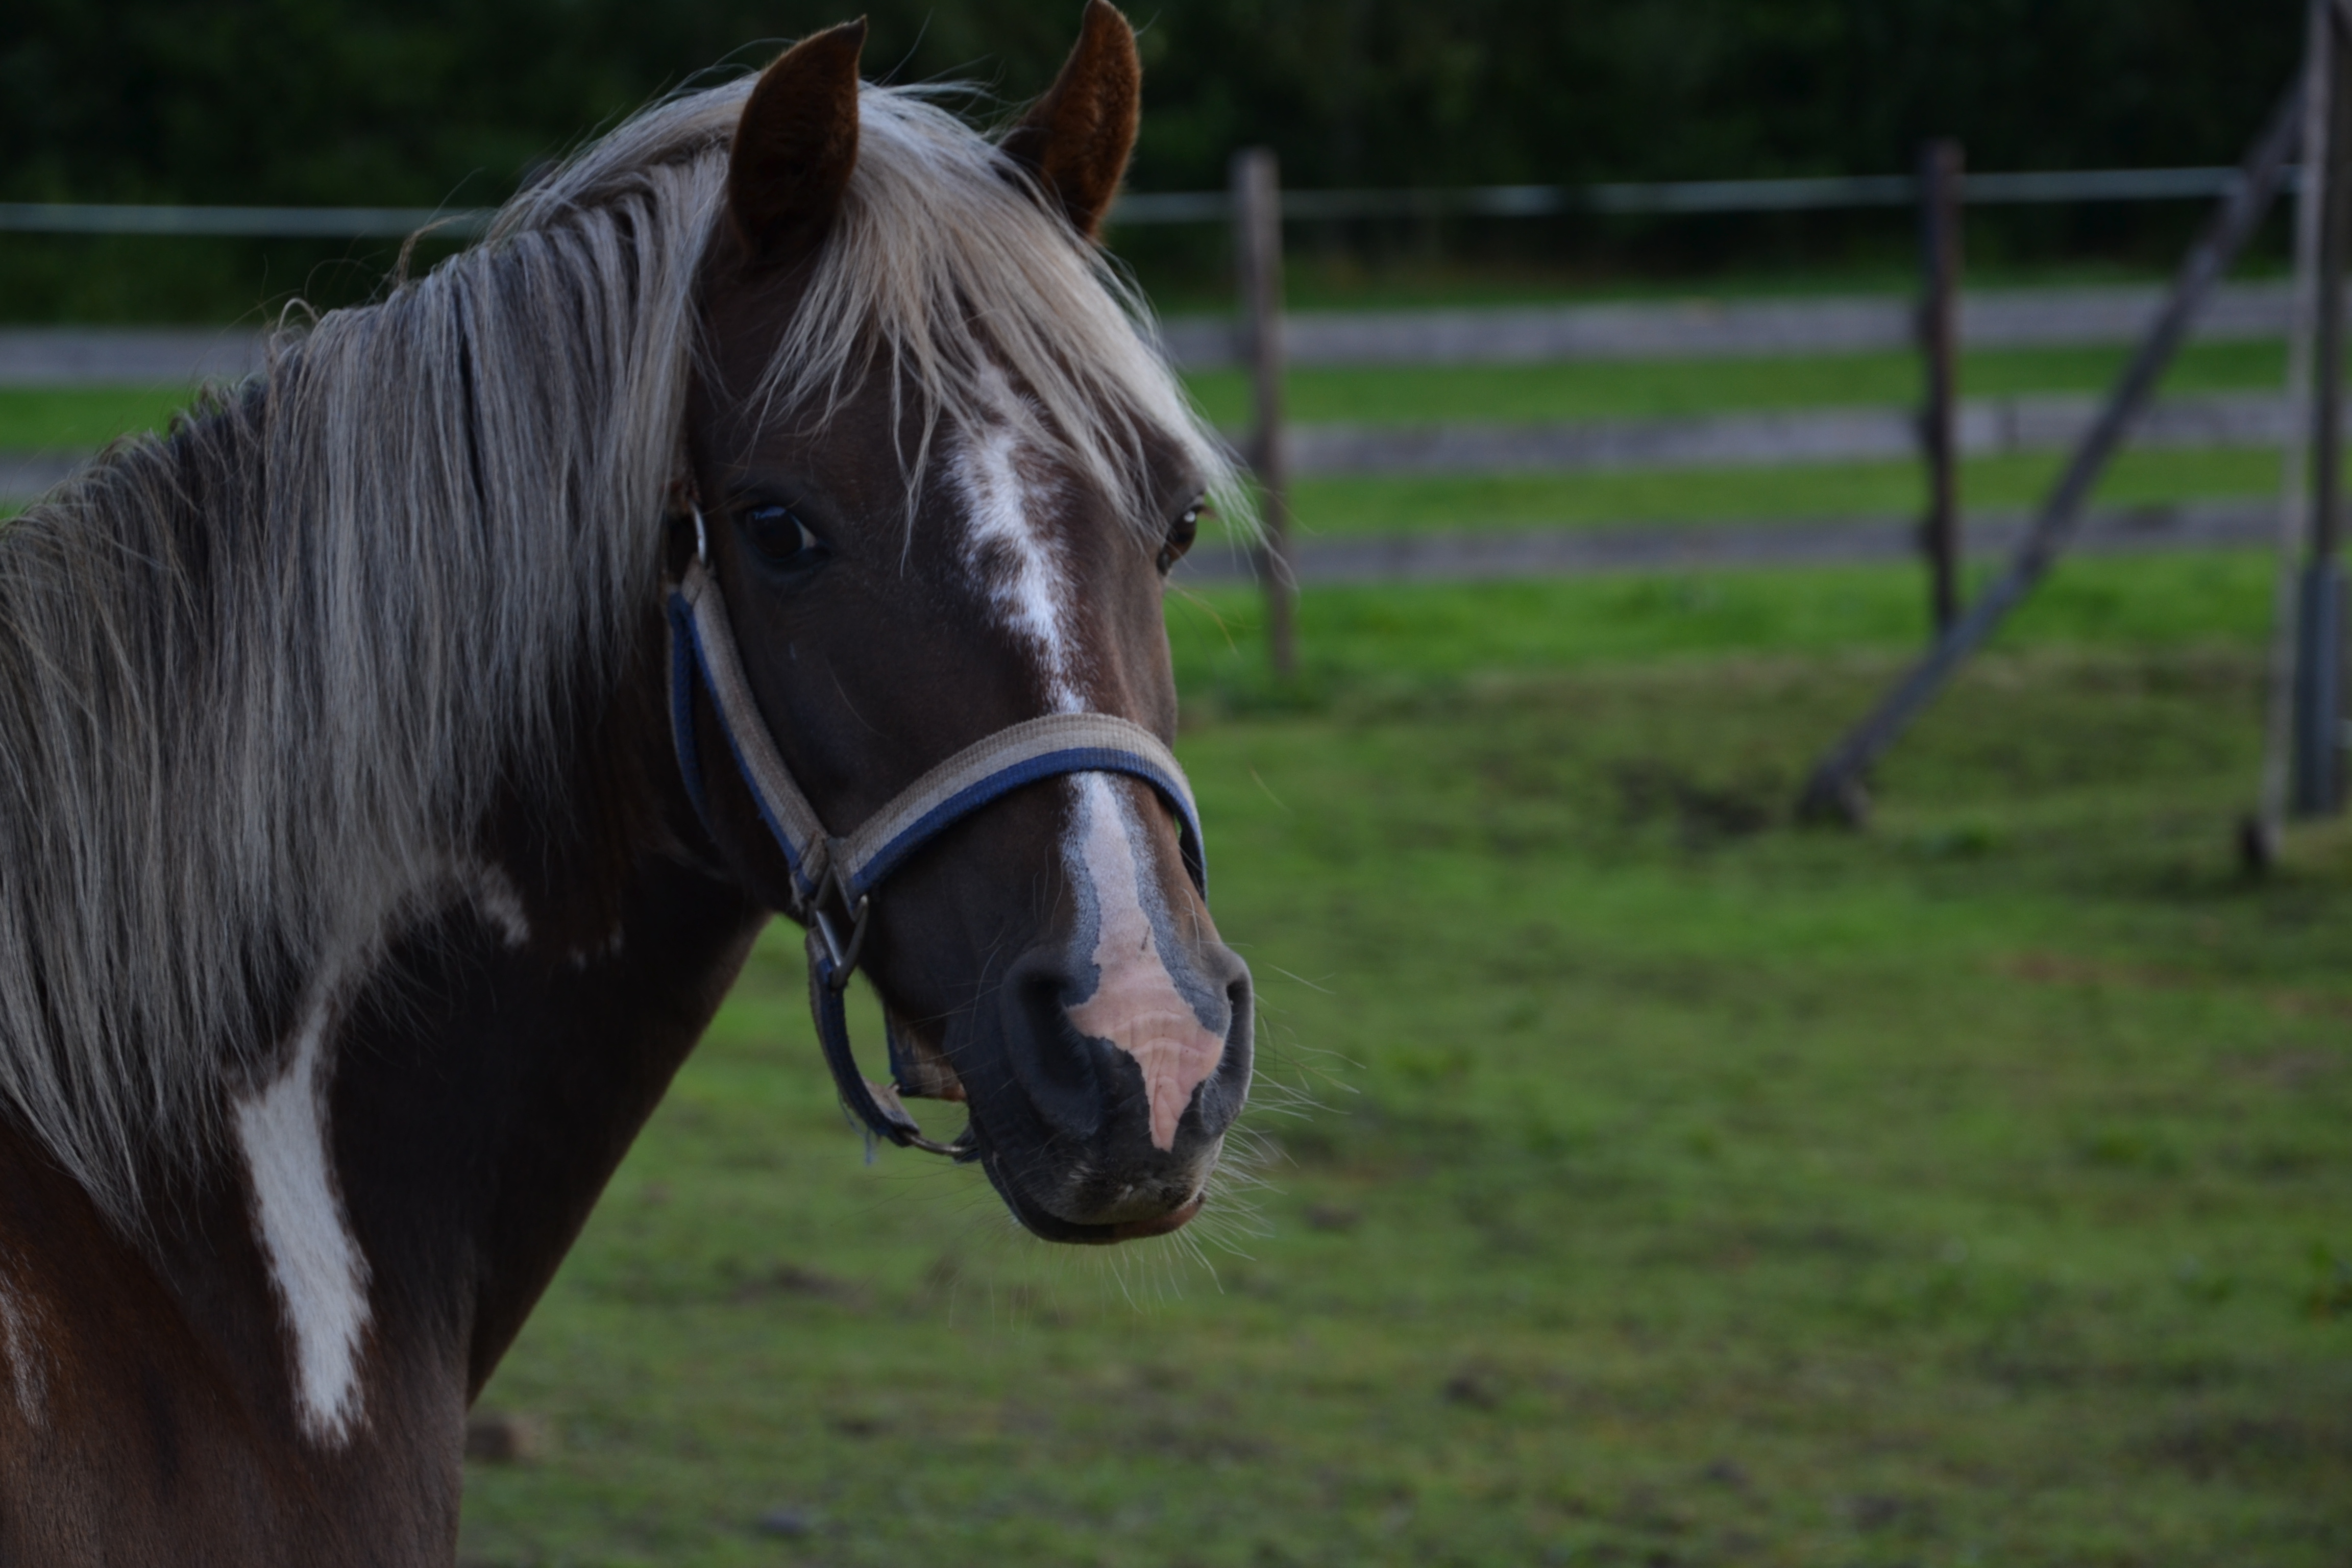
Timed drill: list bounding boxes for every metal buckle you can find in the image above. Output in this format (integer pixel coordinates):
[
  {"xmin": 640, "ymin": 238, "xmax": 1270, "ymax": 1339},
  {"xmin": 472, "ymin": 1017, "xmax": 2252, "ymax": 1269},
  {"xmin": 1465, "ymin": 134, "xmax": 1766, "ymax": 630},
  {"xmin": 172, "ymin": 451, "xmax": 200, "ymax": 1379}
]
[{"xmin": 809, "ymin": 866, "xmax": 870, "ymax": 992}]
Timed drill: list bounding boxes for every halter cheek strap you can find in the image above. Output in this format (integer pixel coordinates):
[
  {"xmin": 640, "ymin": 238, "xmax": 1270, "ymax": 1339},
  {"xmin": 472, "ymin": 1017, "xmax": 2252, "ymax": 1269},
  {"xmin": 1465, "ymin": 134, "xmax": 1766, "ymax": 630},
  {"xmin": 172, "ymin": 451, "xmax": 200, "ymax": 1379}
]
[{"xmin": 665, "ymin": 546, "xmax": 1208, "ymax": 1156}]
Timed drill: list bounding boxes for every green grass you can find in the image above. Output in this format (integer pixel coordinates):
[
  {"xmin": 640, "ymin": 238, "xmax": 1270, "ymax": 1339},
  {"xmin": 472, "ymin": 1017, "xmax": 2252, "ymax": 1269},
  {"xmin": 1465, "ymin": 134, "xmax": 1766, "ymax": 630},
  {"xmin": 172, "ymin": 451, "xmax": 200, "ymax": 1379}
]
[
  {"xmin": 459, "ymin": 557, "xmax": 2351, "ymax": 1567},
  {"xmin": 0, "ymin": 389, "xmax": 2283, "ymax": 545},
  {"xmin": 1264, "ymin": 448, "xmax": 2283, "ymax": 541},
  {"xmin": 1183, "ymin": 341, "xmax": 2287, "ymax": 430},
  {"xmin": 1166, "ymin": 550, "xmax": 2278, "ymax": 701},
  {"xmin": 4, "ymin": 341, "xmax": 2290, "ymax": 551},
  {"xmin": 0, "ymin": 341, "xmax": 2289, "ymax": 458},
  {"xmin": 0, "ymin": 385, "xmax": 207, "ymax": 451}
]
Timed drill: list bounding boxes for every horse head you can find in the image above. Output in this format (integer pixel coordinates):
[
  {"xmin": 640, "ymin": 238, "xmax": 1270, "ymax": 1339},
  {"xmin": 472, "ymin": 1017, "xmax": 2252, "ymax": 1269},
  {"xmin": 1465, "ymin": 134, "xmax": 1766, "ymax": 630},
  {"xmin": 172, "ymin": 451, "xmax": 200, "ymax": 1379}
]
[
  {"xmin": 675, "ymin": 5, "xmax": 1253, "ymax": 1243},
  {"xmin": 0, "ymin": 10, "xmax": 1267, "ymax": 1547}
]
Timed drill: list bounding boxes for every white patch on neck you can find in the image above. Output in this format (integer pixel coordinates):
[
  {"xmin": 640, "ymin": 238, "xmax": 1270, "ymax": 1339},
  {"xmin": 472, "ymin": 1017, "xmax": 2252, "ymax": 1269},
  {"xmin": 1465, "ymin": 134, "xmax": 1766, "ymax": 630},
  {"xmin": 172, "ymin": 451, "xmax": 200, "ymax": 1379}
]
[
  {"xmin": 468, "ymin": 862, "xmax": 531, "ymax": 949},
  {"xmin": 953, "ymin": 380, "xmax": 1083, "ymax": 713},
  {"xmin": 0, "ymin": 1259, "xmax": 48, "ymax": 1427},
  {"xmin": 1063, "ymin": 774, "xmax": 1226, "ymax": 1151},
  {"xmin": 234, "ymin": 976, "xmax": 373, "ymax": 1446}
]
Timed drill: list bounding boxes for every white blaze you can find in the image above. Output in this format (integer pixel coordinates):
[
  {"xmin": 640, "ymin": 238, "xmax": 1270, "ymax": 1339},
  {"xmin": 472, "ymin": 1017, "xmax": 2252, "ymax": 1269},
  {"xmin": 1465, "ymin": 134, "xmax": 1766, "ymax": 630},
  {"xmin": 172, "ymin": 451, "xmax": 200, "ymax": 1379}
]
[
  {"xmin": 234, "ymin": 981, "xmax": 373, "ymax": 1445},
  {"xmin": 1064, "ymin": 774, "xmax": 1226, "ymax": 1150},
  {"xmin": 955, "ymin": 381, "xmax": 1082, "ymax": 712},
  {"xmin": 954, "ymin": 398, "xmax": 1227, "ymax": 1152}
]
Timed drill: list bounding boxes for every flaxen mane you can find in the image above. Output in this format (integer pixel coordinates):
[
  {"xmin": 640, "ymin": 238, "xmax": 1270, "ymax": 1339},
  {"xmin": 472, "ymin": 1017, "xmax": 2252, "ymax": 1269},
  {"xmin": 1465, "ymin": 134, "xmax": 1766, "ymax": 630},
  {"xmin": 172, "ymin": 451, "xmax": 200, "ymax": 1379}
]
[{"xmin": 0, "ymin": 75, "xmax": 1235, "ymax": 1224}]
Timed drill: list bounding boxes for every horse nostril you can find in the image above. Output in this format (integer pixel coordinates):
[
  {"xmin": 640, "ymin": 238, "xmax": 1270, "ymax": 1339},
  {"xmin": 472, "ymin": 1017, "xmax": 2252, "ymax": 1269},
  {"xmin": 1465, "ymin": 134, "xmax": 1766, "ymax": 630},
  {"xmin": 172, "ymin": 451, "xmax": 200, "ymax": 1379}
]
[
  {"xmin": 995, "ymin": 942, "xmax": 1255, "ymax": 1156},
  {"xmin": 975, "ymin": 940, "xmax": 1257, "ymax": 1234},
  {"xmin": 1000, "ymin": 954, "xmax": 1106, "ymax": 1142},
  {"xmin": 1190, "ymin": 960, "xmax": 1255, "ymax": 1140}
]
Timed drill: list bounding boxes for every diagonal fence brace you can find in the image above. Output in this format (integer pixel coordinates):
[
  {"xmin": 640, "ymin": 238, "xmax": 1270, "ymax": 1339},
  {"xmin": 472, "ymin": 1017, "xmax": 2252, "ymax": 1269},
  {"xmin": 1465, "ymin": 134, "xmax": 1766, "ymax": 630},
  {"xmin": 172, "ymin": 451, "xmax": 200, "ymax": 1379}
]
[{"xmin": 1795, "ymin": 78, "xmax": 2310, "ymax": 826}]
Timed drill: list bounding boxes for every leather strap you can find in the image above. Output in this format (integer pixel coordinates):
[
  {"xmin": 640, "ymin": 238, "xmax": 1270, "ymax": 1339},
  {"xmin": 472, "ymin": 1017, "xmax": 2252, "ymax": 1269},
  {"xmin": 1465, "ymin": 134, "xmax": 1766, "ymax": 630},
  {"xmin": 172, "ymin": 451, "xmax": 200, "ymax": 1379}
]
[
  {"xmin": 665, "ymin": 549, "xmax": 1208, "ymax": 1154},
  {"xmin": 668, "ymin": 557, "xmax": 833, "ymax": 906},
  {"xmin": 831, "ymin": 710, "xmax": 1205, "ymax": 900}
]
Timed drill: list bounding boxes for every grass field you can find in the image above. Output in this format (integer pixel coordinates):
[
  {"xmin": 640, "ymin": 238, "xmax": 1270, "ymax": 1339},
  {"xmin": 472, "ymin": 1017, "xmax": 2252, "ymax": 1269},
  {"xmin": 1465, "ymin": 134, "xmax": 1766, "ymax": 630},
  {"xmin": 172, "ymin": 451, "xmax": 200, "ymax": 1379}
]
[
  {"xmin": 454, "ymin": 553, "xmax": 2351, "ymax": 1568},
  {"xmin": 1180, "ymin": 342, "xmax": 2287, "ymax": 429},
  {"xmin": 0, "ymin": 385, "xmax": 200, "ymax": 451},
  {"xmin": 3, "ymin": 276, "xmax": 2338, "ymax": 1563},
  {"xmin": 1264, "ymin": 449, "xmax": 2283, "ymax": 544},
  {"xmin": 1, "ymin": 342, "xmax": 2285, "ymax": 452},
  {"xmin": 1, "ymin": 339, "xmax": 2289, "ymax": 546},
  {"xmin": 1185, "ymin": 340, "xmax": 2288, "ymax": 542},
  {"xmin": 4, "ymin": 325, "xmax": 2341, "ymax": 1564}
]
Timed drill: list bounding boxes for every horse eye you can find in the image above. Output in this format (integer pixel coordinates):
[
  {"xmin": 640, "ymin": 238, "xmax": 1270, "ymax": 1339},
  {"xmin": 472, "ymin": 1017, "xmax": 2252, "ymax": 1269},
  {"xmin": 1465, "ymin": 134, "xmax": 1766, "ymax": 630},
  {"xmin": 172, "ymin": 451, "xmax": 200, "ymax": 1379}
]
[
  {"xmin": 743, "ymin": 503, "xmax": 823, "ymax": 570},
  {"xmin": 1157, "ymin": 499, "xmax": 1204, "ymax": 575}
]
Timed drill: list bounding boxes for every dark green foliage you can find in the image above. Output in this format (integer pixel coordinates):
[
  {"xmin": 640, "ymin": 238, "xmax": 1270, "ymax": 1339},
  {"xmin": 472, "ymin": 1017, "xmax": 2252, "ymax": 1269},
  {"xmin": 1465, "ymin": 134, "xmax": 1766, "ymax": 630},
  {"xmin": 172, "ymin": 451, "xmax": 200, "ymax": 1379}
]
[
  {"xmin": 1134, "ymin": 0, "xmax": 2299, "ymax": 190},
  {"xmin": 1, "ymin": 0, "xmax": 1059, "ymax": 207},
  {"xmin": 0, "ymin": 2, "xmax": 2307, "ymax": 317},
  {"xmin": 0, "ymin": 1, "xmax": 2302, "ymax": 203}
]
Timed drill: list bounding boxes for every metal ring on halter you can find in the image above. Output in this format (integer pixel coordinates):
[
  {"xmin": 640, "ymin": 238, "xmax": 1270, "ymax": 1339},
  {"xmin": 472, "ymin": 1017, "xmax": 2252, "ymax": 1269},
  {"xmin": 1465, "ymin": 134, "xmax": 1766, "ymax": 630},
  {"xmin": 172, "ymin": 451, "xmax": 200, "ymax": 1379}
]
[
  {"xmin": 664, "ymin": 523, "xmax": 1209, "ymax": 1156},
  {"xmin": 808, "ymin": 865, "xmax": 871, "ymax": 993}
]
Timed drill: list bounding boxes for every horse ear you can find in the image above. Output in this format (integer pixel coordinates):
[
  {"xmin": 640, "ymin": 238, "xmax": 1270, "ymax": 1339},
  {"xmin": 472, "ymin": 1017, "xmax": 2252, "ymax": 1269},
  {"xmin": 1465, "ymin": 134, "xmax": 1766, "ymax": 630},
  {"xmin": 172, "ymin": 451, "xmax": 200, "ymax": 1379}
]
[
  {"xmin": 728, "ymin": 19, "xmax": 868, "ymax": 262},
  {"xmin": 1000, "ymin": 1, "xmax": 1140, "ymax": 239}
]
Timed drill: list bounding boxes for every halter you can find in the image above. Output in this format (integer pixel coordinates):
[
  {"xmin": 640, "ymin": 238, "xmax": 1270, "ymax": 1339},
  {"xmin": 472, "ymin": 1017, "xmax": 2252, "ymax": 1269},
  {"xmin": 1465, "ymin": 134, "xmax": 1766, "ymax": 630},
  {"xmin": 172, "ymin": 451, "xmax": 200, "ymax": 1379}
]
[{"xmin": 665, "ymin": 510, "xmax": 1207, "ymax": 1156}]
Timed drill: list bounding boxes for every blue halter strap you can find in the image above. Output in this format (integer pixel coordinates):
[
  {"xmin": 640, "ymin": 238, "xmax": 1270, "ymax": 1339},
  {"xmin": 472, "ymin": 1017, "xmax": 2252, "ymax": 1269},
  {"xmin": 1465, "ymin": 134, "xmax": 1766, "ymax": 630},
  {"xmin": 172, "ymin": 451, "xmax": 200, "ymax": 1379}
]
[{"xmin": 665, "ymin": 546, "xmax": 1207, "ymax": 1155}]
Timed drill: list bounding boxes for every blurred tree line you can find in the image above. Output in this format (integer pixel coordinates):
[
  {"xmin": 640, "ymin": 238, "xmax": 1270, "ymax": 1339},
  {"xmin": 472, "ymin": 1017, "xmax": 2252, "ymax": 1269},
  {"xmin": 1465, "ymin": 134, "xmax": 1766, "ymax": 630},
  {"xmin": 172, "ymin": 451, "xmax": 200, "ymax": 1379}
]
[{"xmin": 0, "ymin": 0, "xmax": 2306, "ymax": 318}]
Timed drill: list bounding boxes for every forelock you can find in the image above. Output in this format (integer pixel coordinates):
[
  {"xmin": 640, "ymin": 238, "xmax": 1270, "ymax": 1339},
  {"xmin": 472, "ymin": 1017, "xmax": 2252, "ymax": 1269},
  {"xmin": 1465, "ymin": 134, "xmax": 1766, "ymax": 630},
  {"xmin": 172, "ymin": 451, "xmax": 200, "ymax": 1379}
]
[{"xmin": 746, "ymin": 84, "xmax": 1247, "ymax": 543}]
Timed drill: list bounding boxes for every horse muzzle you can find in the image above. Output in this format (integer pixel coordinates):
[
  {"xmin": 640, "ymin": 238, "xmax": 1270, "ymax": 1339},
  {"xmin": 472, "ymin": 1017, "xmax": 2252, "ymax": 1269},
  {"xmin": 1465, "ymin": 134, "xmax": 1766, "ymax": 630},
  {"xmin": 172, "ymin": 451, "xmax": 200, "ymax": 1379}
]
[{"xmin": 957, "ymin": 937, "xmax": 1253, "ymax": 1243}]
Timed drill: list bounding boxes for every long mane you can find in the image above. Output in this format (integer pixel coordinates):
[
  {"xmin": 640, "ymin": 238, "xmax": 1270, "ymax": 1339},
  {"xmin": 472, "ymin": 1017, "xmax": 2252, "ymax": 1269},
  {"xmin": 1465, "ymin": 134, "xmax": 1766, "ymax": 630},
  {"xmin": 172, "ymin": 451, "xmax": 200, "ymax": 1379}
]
[{"xmin": 0, "ymin": 75, "xmax": 1233, "ymax": 1224}]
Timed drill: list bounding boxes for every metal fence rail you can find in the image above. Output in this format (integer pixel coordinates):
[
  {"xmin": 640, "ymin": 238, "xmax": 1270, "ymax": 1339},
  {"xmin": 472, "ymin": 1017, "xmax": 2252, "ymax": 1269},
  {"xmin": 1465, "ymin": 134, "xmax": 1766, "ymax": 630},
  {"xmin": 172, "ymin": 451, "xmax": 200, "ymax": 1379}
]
[
  {"xmin": 1119, "ymin": 165, "xmax": 2279, "ymax": 224},
  {"xmin": 0, "ymin": 326, "xmax": 270, "ymax": 385},
  {"xmin": 1159, "ymin": 281, "xmax": 2298, "ymax": 369},
  {"xmin": 0, "ymin": 385, "xmax": 2316, "ymax": 499},
  {"xmin": 0, "ymin": 165, "xmax": 2298, "ymax": 239},
  {"xmin": 0, "ymin": 203, "xmax": 489, "ymax": 239},
  {"xmin": 1168, "ymin": 500, "xmax": 2278, "ymax": 585},
  {"xmin": 0, "ymin": 281, "xmax": 2302, "ymax": 389},
  {"xmin": 1284, "ymin": 390, "xmax": 2311, "ymax": 478}
]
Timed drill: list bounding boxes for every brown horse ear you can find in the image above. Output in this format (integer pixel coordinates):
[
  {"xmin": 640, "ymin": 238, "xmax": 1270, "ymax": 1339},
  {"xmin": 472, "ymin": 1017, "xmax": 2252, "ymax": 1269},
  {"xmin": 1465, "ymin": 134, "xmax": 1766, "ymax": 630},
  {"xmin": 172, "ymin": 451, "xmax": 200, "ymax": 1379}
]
[
  {"xmin": 728, "ymin": 19, "xmax": 868, "ymax": 262},
  {"xmin": 1000, "ymin": 0, "xmax": 1141, "ymax": 239}
]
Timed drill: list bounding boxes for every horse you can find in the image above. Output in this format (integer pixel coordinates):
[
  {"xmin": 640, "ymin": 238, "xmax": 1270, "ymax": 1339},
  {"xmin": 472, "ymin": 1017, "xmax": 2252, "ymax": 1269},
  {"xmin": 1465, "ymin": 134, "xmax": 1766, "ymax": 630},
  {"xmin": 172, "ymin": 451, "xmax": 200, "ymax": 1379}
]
[{"xmin": 0, "ymin": 6, "xmax": 1254, "ymax": 1558}]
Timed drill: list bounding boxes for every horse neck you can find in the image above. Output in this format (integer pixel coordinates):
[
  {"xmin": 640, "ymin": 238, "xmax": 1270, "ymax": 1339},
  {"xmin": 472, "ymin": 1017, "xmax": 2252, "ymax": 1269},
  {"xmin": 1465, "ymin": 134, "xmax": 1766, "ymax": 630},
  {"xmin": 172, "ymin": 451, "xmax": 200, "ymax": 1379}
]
[
  {"xmin": 0, "ymin": 812, "xmax": 762, "ymax": 1557},
  {"xmin": 162, "ymin": 639, "xmax": 761, "ymax": 1426},
  {"xmin": 302, "ymin": 645, "xmax": 765, "ymax": 1394},
  {"xmin": 0, "ymin": 610, "xmax": 762, "ymax": 1555},
  {"xmin": 327, "ymin": 820, "xmax": 764, "ymax": 1398}
]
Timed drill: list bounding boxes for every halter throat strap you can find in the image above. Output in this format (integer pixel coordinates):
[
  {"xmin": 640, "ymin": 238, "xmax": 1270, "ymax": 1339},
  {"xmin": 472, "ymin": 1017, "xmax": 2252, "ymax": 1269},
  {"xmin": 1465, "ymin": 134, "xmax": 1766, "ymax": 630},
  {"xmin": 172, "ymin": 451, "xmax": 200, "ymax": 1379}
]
[{"xmin": 664, "ymin": 550, "xmax": 1207, "ymax": 1155}]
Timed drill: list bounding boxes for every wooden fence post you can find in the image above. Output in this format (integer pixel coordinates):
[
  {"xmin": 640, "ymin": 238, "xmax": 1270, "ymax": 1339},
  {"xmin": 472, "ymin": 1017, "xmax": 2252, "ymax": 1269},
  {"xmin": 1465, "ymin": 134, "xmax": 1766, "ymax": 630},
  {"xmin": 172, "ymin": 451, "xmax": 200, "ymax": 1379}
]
[
  {"xmin": 1918, "ymin": 139, "xmax": 1965, "ymax": 636},
  {"xmin": 1796, "ymin": 79, "xmax": 2307, "ymax": 826},
  {"xmin": 2295, "ymin": 0, "xmax": 2352, "ymax": 817},
  {"xmin": 2257, "ymin": 0, "xmax": 2347, "ymax": 864},
  {"xmin": 1233, "ymin": 147, "xmax": 1296, "ymax": 679}
]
